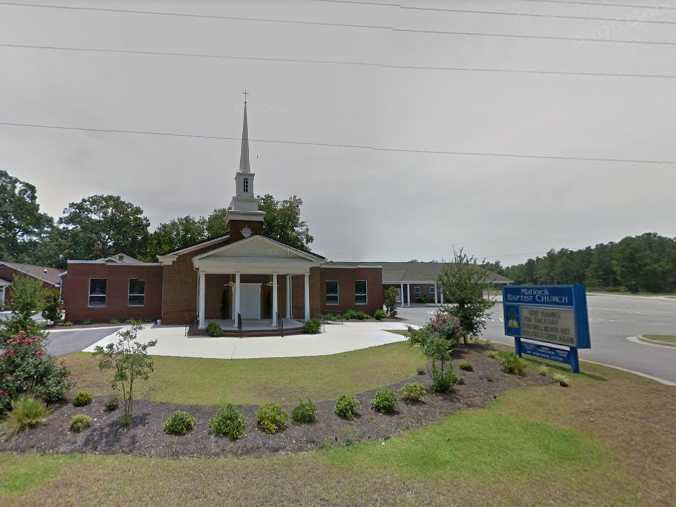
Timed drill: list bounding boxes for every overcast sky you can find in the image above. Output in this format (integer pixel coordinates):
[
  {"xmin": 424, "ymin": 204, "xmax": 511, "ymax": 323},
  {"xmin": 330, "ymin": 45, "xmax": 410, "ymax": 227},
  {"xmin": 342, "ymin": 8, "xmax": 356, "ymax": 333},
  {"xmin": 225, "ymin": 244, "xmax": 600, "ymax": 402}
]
[{"xmin": 2, "ymin": 0, "xmax": 675, "ymax": 264}]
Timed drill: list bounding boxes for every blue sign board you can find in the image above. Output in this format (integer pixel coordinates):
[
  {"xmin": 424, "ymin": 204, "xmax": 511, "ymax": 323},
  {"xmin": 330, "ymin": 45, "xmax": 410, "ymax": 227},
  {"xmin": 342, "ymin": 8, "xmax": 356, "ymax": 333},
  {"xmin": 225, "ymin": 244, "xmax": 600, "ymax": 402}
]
[{"xmin": 502, "ymin": 284, "xmax": 591, "ymax": 373}]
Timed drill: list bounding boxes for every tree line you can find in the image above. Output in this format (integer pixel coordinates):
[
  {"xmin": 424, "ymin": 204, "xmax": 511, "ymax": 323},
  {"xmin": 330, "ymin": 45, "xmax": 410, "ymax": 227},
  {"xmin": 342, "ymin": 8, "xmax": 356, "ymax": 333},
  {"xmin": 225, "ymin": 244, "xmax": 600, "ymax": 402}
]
[
  {"xmin": 503, "ymin": 233, "xmax": 676, "ymax": 293},
  {"xmin": 0, "ymin": 170, "xmax": 314, "ymax": 268}
]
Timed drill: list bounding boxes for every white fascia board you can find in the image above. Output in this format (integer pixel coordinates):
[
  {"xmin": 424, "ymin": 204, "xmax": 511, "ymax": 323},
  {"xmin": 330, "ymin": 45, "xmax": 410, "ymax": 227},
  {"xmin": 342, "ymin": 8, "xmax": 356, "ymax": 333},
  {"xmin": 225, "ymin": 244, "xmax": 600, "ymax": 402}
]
[
  {"xmin": 192, "ymin": 235, "xmax": 323, "ymax": 264},
  {"xmin": 383, "ymin": 280, "xmax": 437, "ymax": 284}
]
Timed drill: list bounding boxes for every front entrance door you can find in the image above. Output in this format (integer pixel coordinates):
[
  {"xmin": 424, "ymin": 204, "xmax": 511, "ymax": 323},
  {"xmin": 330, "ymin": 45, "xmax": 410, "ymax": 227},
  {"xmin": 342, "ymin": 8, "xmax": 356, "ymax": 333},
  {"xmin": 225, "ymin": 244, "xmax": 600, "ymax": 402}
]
[{"xmin": 239, "ymin": 283, "xmax": 261, "ymax": 319}]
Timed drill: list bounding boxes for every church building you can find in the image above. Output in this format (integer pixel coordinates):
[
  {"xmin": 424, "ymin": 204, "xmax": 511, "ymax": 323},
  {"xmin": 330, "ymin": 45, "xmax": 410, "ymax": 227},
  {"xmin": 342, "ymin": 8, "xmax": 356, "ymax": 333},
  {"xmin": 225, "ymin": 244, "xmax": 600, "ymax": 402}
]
[{"xmin": 61, "ymin": 100, "xmax": 384, "ymax": 334}]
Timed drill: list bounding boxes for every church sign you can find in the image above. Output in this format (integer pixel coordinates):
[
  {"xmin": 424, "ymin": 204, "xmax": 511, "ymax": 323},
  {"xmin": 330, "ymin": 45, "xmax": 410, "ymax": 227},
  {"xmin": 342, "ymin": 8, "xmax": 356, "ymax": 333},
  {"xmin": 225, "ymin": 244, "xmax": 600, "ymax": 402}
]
[{"xmin": 502, "ymin": 284, "xmax": 591, "ymax": 373}]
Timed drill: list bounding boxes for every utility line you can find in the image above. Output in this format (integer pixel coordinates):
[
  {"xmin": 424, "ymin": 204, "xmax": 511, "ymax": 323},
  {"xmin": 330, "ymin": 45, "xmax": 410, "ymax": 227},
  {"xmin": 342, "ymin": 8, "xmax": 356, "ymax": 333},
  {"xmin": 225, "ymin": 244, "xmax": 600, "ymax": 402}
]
[
  {"xmin": 1, "ymin": 120, "xmax": 674, "ymax": 165},
  {"xmin": 315, "ymin": 0, "xmax": 676, "ymax": 24},
  {"xmin": 3, "ymin": 43, "xmax": 676, "ymax": 79},
  {"xmin": 1, "ymin": 2, "xmax": 675, "ymax": 48}
]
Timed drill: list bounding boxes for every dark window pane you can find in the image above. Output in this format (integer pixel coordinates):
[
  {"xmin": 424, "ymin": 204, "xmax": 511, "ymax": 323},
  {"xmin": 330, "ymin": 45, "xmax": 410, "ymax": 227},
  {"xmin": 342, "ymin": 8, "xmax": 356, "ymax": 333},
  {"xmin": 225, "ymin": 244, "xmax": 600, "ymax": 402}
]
[
  {"xmin": 90, "ymin": 279, "xmax": 107, "ymax": 295},
  {"xmin": 128, "ymin": 295, "xmax": 145, "ymax": 307},
  {"xmin": 129, "ymin": 279, "xmax": 145, "ymax": 295},
  {"xmin": 355, "ymin": 280, "xmax": 367, "ymax": 304},
  {"xmin": 326, "ymin": 281, "xmax": 339, "ymax": 304}
]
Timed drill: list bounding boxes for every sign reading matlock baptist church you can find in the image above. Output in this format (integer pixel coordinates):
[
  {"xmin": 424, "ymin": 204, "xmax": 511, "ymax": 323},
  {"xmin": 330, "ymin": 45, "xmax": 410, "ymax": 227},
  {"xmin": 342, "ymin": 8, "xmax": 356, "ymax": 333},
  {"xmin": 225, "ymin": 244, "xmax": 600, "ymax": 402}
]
[{"xmin": 503, "ymin": 284, "xmax": 591, "ymax": 373}]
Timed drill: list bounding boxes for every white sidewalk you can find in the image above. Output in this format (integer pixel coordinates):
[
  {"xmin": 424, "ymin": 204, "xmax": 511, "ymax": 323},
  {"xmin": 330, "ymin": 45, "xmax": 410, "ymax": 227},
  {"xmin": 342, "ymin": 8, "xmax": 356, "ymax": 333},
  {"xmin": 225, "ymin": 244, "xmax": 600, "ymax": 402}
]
[{"xmin": 83, "ymin": 321, "xmax": 415, "ymax": 359}]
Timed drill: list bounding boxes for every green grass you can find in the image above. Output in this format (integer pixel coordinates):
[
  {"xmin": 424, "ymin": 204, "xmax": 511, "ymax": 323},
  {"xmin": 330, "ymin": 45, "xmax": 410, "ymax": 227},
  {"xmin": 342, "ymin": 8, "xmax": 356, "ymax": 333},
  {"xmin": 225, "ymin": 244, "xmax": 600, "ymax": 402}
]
[
  {"xmin": 61, "ymin": 342, "xmax": 426, "ymax": 406},
  {"xmin": 0, "ymin": 454, "xmax": 80, "ymax": 496},
  {"xmin": 324, "ymin": 402, "xmax": 605, "ymax": 480},
  {"xmin": 641, "ymin": 335, "xmax": 676, "ymax": 346}
]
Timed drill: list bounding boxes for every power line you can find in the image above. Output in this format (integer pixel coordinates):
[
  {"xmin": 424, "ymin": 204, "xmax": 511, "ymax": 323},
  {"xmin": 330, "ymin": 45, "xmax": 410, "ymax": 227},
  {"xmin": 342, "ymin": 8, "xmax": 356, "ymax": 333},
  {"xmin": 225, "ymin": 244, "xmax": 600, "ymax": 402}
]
[
  {"xmin": 316, "ymin": 0, "xmax": 676, "ymax": 24},
  {"xmin": 4, "ymin": 42, "xmax": 676, "ymax": 79},
  {"xmin": 1, "ymin": 120, "xmax": 674, "ymax": 165},
  {"xmin": 491, "ymin": 0, "xmax": 676, "ymax": 11},
  {"xmin": 1, "ymin": 2, "xmax": 675, "ymax": 48}
]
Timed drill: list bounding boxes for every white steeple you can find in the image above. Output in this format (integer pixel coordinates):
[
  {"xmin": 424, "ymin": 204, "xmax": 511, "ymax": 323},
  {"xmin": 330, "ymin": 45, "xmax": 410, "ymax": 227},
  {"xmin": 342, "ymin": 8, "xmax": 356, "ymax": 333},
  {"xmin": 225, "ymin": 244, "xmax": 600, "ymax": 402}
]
[{"xmin": 227, "ymin": 93, "xmax": 264, "ymax": 222}]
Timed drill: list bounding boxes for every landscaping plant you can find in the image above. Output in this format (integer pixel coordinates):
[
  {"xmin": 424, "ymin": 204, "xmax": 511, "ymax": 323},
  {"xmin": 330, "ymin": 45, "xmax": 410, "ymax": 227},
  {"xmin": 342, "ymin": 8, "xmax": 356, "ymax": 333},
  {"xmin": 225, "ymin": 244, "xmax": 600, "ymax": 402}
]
[
  {"xmin": 209, "ymin": 404, "xmax": 246, "ymax": 440},
  {"xmin": 0, "ymin": 332, "xmax": 72, "ymax": 416},
  {"xmin": 256, "ymin": 404, "xmax": 288, "ymax": 434},
  {"xmin": 493, "ymin": 352, "xmax": 528, "ymax": 376},
  {"xmin": 291, "ymin": 399, "xmax": 317, "ymax": 424},
  {"xmin": 0, "ymin": 275, "xmax": 48, "ymax": 343},
  {"xmin": 334, "ymin": 394, "xmax": 360, "ymax": 419},
  {"xmin": 1, "ymin": 396, "xmax": 49, "ymax": 437},
  {"xmin": 458, "ymin": 361, "xmax": 474, "ymax": 372},
  {"xmin": 163, "ymin": 411, "xmax": 197, "ymax": 435},
  {"xmin": 384, "ymin": 286, "xmax": 398, "ymax": 318},
  {"xmin": 41, "ymin": 288, "xmax": 63, "ymax": 324},
  {"xmin": 373, "ymin": 309, "xmax": 386, "ymax": 321},
  {"xmin": 70, "ymin": 414, "xmax": 92, "ymax": 433},
  {"xmin": 206, "ymin": 322, "xmax": 224, "ymax": 337},
  {"xmin": 399, "ymin": 383, "xmax": 426, "ymax": 403},
  {"xmin": 104, "ymin": 397, "xmax": 119, "ymax": 412},
  {"xmin": 371, "ymin": 389, "xmax": 398, "ymax": 414},
  {"xmin": 431, "ymin": 367, "xmax": 457, "ymax": 393},
  {"xmin": 72, "ymin": 391, "xmax": 92, "ymax": 407},
  {"xmin": 94, "ymin": 322, "xmax": 157, "ymax": 426},
  {"xmin": 303, "ymin": 319, "xmax": 321, "ymax": 334},
  {"xmin": 552, "ymin": 373, "xmax": 570, "ymax": 387}
]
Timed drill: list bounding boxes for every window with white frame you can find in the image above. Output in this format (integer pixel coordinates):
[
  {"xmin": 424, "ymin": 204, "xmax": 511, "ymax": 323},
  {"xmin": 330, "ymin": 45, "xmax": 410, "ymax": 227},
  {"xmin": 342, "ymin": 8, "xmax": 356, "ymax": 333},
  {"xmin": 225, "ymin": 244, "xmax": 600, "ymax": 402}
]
[
  {"xmin": 243, "ymin": 178, "xmax": 249, "ymax": 193},
  {"xmin": 414, "ymin": 286, "xmax": 421, "ymax": 297},
  {"xmin": 355, "ymin": 280, "xmax": 368, "ymax": 305},
  {"xmin": 89, "ymin": 279, "xmax": 107, "ymax": 307},
  {"xmin": 325, "ymin": 280, "xmax": 339, "ymax": 305},
  {"xmin": 128, "ymin": 279, "xmax": 145, "ymax": 307},
  {"xmin": 428, "ymin": 286, "xmax": 435, "ymax": 296}
]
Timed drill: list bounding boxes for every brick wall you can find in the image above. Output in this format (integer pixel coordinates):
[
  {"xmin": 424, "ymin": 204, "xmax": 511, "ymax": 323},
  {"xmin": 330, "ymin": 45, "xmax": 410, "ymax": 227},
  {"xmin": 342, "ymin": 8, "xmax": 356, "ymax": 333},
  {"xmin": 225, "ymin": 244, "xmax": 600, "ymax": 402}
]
[
  {"xmin": 62, "ymin": 263, "xmax": 162, "ymax": 323},
  {"xmin": 318, "ymin": 267, "xmax": 384, "ymax": 315}
]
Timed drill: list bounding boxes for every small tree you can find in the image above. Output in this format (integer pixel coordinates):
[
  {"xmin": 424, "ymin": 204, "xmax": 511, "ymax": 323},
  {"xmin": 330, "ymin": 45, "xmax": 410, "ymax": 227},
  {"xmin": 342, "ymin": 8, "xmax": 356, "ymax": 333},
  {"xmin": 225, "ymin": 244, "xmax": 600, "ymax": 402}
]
[
  {"xmin": 94, "ymin": 323, "xmax": 156, "ymax": 426},
  {"xmin": 0, "ymin": 275, "xmax": 47, "ymax": 344},
  {"xmin": 384, "ymin": 287, "xmax": 398, "ymax": 318},
  {"xmin": 41, "ymin": 288, "xmax": 63, "ymax": 323},
  {"xmin": 438, "ymin": 249, "xmax": 494, "ymax": 344}
]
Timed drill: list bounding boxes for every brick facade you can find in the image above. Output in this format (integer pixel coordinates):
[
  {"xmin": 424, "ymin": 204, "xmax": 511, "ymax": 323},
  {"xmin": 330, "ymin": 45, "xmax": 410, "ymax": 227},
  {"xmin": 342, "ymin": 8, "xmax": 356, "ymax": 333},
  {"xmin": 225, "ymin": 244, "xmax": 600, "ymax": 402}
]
[
  {"xmin": 318, "ymin": 267, "xmax": 384, "ymax": 315},
  {"xmin": 62, "ymin": 263, "xmax": 163, "ymax": 323}
]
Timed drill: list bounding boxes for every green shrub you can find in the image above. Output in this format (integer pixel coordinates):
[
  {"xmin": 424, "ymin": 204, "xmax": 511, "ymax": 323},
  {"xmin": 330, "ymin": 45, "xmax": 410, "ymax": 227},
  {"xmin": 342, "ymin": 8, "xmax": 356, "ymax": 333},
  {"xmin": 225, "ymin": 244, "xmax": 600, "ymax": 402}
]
[
  {"xmin": 303, "ymin": 319, "xmax": 321, "ymax": 334},
  {"xmin": 355, "ymin": 311, "xmax": 369, "ymax": 320},
  {"xmin": 291, "ymin": 399, "xmax": 317, "ymax": 424},
  {"xmin": 2, "ymin": 396, "xmax": 48, "ymax": 435},
  {"xmin": 552, "ymin": 373, "xmax": 570, "ymax": 387},
  {"xmin": 399, "ymin": 383, "xmax": 426, "ymax": 403},
  {"xmin": 209, "ymin": 404, "xmax": 246, "ymax": 440},
  {"xmin": 163, "ymin": 410, "xmax": 196, "ymax": 435},
  {"xmin": 334, "ymin": 394, "xmax": 360, "ymax": 419},
  {"xmin": 62, "ymin": 321, "xmax": 73, "ymax": 327},
  {"xmin": 431, "ymin": 367, "xmax": 457, "ymax": 393},
  {"xmin": 371, "ymin": 389, "xmax": 398, "ymax": 414},
  {"xmin": 70, "ymin": 414, "xmax": 92, "ymax": 433},
  {"xmin": 206, "ymin": 322, "xmax": 224, "ymax": 337},
  {"xmin": 458, "ymin": 361, "xmax": 474, "ymax": 372},
  {"xmin": 494, "ymin": 352, "xmax": 528, "ymax": 376},
  {"xmin": 81, "ymin": 320, "xmax": 93, "ymax": 325},
  {"xmin": 256, "ymin": 404, "xmax": 288, "ymax": 434},
  {"xmin": 537, "ymin": 365, "xmax": 550, "ymax": 376},
  {"xmin": 341, "ymin": 309, "xmax": 368, "ymax": 320},
  {"xmin": 373, "ymin": 309, "xmax": 386, "ymax": 321},
  {"xmin": 72, "ymin": 391, "xmax": 92, "ymax": 407},
  {"xmin": 416, "ymin": 367, "xmax": 426, "ymax": 376},
  {"xmin": 110, "ymin": 319, "xmax": 123, "ymax": 325},
  {"xmin": 104, "ymin": 397, "xmax": 119, "ymax": 412}
]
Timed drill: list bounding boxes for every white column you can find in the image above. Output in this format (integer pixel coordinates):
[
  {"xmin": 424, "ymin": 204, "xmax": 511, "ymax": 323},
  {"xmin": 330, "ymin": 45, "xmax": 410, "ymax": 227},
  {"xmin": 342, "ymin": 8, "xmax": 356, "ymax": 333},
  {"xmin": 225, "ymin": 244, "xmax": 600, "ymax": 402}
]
[
  {"xmin": 304, "ymin": 272, "xmax": 310, "ymax": 320},
  {"xmin": 407, "ymin": 283, "xmax": 411, "ymax": 307},
  {"xmin": 440, "ymin": 286, "xmax": 445, "ymax": 305},
  {"xmin": 272, "ymin": 273, "xmax": 278, "ymax": 327},
  {"xmin": 434, "ymin": 282, "xmax": 438, "ymax": 305},
  {"xmin": 230, "ymin": 279, "xmax": 234, "ymax": 320},
  {"xmin": 233, "ymin": 272, "xmax": 241, "ymax": 328},
  {"xmin": 286, "ymin": 274, "xmax": 292, "ymax": 319},
  {"xmin": 198, "ymin": 271, "xmax": 206, "ymax": 329},
  {"xmin": 400, "ymin": 283, "xmax": 404, "ymax": 307}
]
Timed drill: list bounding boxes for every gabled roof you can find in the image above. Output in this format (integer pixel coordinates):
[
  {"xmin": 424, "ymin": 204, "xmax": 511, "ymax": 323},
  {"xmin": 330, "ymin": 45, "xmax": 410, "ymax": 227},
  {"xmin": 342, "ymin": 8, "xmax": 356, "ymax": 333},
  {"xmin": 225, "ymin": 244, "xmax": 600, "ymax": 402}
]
[
  {"xmin": 193, "ymin": 234, "xmax": 324, "ymax": 263},
  {"xmin": 66, "ymin": 253, "xmax": 159, "ymax": 267},
  {"xmin": 158, "ymin": 235, "xmax": 231, "ymax": 259},
  {"xmin": 0, "ymin": 261, "xmax": 64, "ymax": 286}
]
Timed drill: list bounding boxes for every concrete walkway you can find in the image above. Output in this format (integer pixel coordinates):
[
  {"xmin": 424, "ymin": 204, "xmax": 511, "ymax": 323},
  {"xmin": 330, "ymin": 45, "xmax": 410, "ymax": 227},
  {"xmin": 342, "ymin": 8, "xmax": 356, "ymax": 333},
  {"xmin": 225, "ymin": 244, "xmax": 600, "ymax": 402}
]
[{"xmin": 83, "ymin": 321, "xmax": 414, "ymax": 359}]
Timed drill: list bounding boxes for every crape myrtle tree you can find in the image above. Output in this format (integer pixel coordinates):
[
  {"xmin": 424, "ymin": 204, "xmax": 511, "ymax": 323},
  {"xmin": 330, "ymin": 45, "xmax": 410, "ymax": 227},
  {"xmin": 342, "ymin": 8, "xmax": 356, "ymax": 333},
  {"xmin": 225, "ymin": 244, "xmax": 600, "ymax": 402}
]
[
  {"xmin": 94, "ymin": 323, "xmax": 157, "ymax": 426},
  {"xmin": 437, "ymin": 249, "xmax": 494, "ymax": 344}
]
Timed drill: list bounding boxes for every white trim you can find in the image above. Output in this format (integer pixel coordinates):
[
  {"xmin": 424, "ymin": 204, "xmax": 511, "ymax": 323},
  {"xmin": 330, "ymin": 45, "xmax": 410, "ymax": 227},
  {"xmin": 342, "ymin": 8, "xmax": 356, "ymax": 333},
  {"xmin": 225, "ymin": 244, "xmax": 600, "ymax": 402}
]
[
  {"xmin": 272, "ymin": 274, "xmax": 278, "ymax": 327},
  {"xmin": 192, "ymin": 234, "xmax": 323, "ymax": 264},
  {"xmin": 286, "ymin": 274, "xmax": 292, "ymax": 319},
  {"xmin": 238, "ymin": 282, "xmax": 261, "ymax": 320},
  {"xmin": 325, "ymin": 280, "xmax": 339, "ymax": 305},
  {"xmin": 67, "ymin": 260, "xmax": 160, "ymax": 267},
  {"xmin": 88, "ymin": 277, "xmax": 107, "ymax": 308},
  {"xmin": 304, "ymin": 273, "xmax": 310, "ymax": 320},
  {"xmin": 355, "ymin": 279, "xmax": 368, "ymax": 306},
  {"xmin": 0, "ymin": 262, "xmax": 61, "ymax": 287},
  {"xmin": 198, "ymin": 272, "xmax": 206, "ymax": 329},
  {"xmin": 0, "ymin": 286, "xmax": 5, "ymax": 308}
]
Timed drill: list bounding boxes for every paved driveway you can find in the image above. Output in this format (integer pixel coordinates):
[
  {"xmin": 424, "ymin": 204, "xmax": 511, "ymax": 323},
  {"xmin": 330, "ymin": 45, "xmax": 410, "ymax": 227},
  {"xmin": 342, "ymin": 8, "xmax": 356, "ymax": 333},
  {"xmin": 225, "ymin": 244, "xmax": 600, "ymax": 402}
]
[
  {"xmin": 45, "ymin": 327, "xmax": 121, "ymax": 357},
  {"xmin": 398, "ymin": 293, "xmax": 676, "ymax": 385}
]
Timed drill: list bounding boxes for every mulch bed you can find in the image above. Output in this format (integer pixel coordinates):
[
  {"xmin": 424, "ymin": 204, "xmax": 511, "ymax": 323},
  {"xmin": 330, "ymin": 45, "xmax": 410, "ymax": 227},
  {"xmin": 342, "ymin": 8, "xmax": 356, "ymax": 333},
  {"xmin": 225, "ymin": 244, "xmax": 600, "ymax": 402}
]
[{"xmin": 0, "ymin": 346, "xmax": 553, "ymax": 458}]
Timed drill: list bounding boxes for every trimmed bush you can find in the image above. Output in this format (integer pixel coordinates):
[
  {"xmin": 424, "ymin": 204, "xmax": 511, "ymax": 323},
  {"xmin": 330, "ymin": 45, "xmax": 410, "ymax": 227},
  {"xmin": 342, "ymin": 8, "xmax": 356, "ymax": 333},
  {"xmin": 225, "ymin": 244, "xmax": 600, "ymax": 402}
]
[
  {"xmin": 291, "ymin": 399, "xmax": 317, "ymax": 424},
  {"xmin": 3, "ymin": 396, "xmax": 48, "ymax": 434},
  {"xmin": 104, "ymin": 397, "xmax": 119, "ymax": 412},
  {"xmin": 458, "ymin": 361, "xmax": 474, "ymax": 372},
  {"xmin": 256, "ymin": 404, "xmax": 288, "ymax": 434},
  {"xmin": 207, "ymin": 322, "xmax": 224, "ymax": 337},
  {"xmin": 335, "ymin": 394, "xmax": 360, "ymax": 419},
  {"xmin": 431, "ymin": 367, "xmax": 457, "ymax": 393},
  {"xmin": 371, "ymin": 389, "xmax": 398, "ymax": 414},
  {"xmin": 70, "ymin": 414, "xmax": 92, "ymax": 433},
  {"xmin": 399, "ymin": 383, "xmax": 426, "ymax": 403},
  {"xmin": 552, "ymin": 373, "xmax": 570, "ymax": 387},
  {"xmin": 72, "ymin": 391, "xmax": 92, "ymax": 407},
  {"xmin": 373, "ymin": 309, "xmax": 386, "ymax": 321},
  {"xmin": 303, "ymin": 319, "xmax": 321, "ymax": 334},
  {"xmin": 321, "ymin": 313, "xmax": 339, "ymax": 321},
  {"xmin": 163, "ymin": 410, "xmax": 196, "ymax": 435},
  {"xmin": 209, "ymin": 404, "xmax": 246, "ymax": 440}
]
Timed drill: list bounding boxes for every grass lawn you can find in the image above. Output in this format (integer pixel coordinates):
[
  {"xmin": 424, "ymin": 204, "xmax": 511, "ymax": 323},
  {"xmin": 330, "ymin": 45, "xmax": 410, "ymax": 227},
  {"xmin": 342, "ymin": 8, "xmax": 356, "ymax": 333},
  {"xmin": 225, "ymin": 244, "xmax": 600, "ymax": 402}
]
[
  {"xmin": 60, "ymin": 342, "xmax": 427, "ymax": 405},
  {"xmin": 2, "ymin": 347, "xmax": 675, "ymax": 505},
  {"xmin": 641, "ymin": 335, "xmax": 676, "ymax": 347}
]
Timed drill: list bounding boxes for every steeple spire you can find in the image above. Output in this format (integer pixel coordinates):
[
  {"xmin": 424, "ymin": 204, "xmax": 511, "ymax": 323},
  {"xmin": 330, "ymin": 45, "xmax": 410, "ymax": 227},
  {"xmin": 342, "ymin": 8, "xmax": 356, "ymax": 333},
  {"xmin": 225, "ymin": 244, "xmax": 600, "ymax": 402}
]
[{"xmin": 239, "ymin": 91, "xmax": 250, "ymax": 173}]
